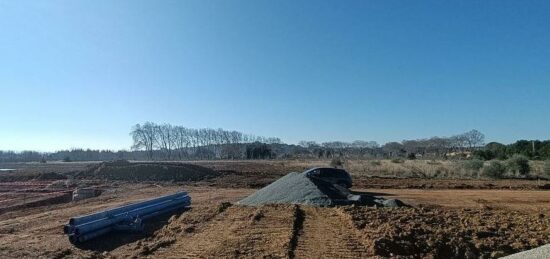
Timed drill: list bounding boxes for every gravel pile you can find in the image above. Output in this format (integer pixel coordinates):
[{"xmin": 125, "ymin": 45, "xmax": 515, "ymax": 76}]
[
  {"xmin": 503, "ymin": 244, "xmax": 550, "ymax": 259},
  {"xmin": 238, "ymin": 172, "xmax": 405, "ymax": 207}
]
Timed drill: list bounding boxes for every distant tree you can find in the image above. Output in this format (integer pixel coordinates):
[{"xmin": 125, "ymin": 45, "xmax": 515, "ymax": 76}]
[
  {"xmin": 265, "ymin": 137, "xmax": 282, "ymax": 144},
  {"xmin": 507, "ymin": 140, "xmax": 533, "ymax": 158},
  {"xmin": 382, "ymin": 142, "xmax": 404, "ymax": 157},
  {"xmin": 298, "ymin": 141, "xmax": 320, "ymax": 148},
  {"xmin": 402, "ymin": 140, "xmax": 422, "ymax": 155},
  {"xmin": 539, "ymin": 142, "xmax": 550, "ymax": 160},
  {"xmin": 486, "ymin": 142, "xmax": 507, "ymax": 160},
  {"xmin": 246, "ymin": 143, "xmax": 273, "ymax": 159},
  {"xmin": 462, "ymin": 129, "xmax": 485, "ymax": 150},
  {"xmin": 425, "ymin": 137, "xmax": 451, "ymax": 157},
  {"xmin": 130, "ymin": 122, "xmax": 157, "ymax": 160},
  {"xmin": 351, "ymin": 140, "xmax": 379, "ymax": 148},
  {"xmin": 449, "ymin": 134, "xmax": 468, "ymax": 151},
  {"xmin": 154, "ymin": 123, "xmax": 175, "ymax": 160}
]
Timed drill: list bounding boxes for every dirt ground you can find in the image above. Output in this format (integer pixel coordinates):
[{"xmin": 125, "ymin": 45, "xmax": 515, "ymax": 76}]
[
  {"xmin": 0, "ymin": 184, "xmax": 548, "ymax": 258},
  {"xmin": 0, "ymin": 161, "xmax": 548, "ymax": 258}
]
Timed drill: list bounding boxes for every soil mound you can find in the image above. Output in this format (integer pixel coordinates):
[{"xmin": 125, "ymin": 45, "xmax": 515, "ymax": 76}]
[
  {"xmin": 35, "ymin": 172, "xmax": 67, "ymax": 180},
  {"xmin": 79, "ymin": 162, "xmax": 220, "ymax": 182},
  {"xmin": 238, "ymin": 172, "xmax": 404, "ymax": 207}
]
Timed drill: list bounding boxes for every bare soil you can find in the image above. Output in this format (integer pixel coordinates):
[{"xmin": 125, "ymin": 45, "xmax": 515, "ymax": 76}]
[
  {"xmin": 186, "ymin": 160, "xmax": 550, "ymax": 190},
  {"xmin": 0, "ymin": 184, "xmax": 547, "ymax": 258},
  {"xmin": 0, "ymin": 161, "xmax": 548, "ymax": 258},
  {"xmin": 74, "ymin": 162, "xmax": 220, "ymax": 182}
]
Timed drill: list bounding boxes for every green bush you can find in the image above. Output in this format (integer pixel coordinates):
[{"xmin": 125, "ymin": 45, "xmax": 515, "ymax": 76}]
[
  {"xmin": 473, "ymin": 150, "xmax": 494, "ymax": 161},
  {"xmin": 506, "ymin": 155, "xmax": 530, "ymax": 176},
  {"xmin": 407, "ymin": 153, "xmax": 417, "ymax": 160},
  {"xmin": 482, "ymin": 161, "xmax": 507, "ymax": 179},
  {"xmin": 462, "ymin": 159, "xmax": 484, "ymax": 171}
]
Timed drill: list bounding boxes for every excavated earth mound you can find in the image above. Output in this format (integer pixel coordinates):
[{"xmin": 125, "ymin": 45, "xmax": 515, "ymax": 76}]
[{"xmin": 77, "ymin": 162, "xmax": 220, "ymax": 182}]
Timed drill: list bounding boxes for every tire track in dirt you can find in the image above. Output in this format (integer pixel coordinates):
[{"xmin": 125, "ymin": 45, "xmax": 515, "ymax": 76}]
[
  {"xmin": 293, "ymin": 206, "xmax": 370, "ymax": 258},
  {"xmin": 148, "ymin": 204, "xmax": 296, "ymax": 258},
  {"xmin": 287, "ymin": 205, "xmax": 305, "ymax": 258}
]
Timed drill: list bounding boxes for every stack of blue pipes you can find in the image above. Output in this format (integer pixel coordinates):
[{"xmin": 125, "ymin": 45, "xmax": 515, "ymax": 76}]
[{"xmin": 64, "ymin": 191, "xmax": 191, "ymax": 243}]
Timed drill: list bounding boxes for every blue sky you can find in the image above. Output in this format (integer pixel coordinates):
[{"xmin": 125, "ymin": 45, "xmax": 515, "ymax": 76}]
[{"xmin": 1, "ymin": 1, "xmax": 549, "ymax": 151}]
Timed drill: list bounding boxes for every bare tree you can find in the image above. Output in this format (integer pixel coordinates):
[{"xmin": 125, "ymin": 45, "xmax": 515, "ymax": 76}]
[
  {"xmin": 450, "ymin": 134, "xmax": 468, "ymax": 151},
  {"xmin": 298, "ymin": 141, "xmax": 320, "ymax": 148},
  {"xmin": 128, "ymin": 122, "xmax": 283, "ymax": 160},
  {"xmin": 462, "ymin": 129, "xmax": 485, "ymax": 150},
  {"xmin": 130, "ymin": 122, "xmax": 156, "ymax": 160},
  {"xmin": 382, "ymin": 142, "xmax": 404, "ymax": 157},
  {"xmin": 173, "ymin": 126, "xmax": 189, "ymax": 159}
]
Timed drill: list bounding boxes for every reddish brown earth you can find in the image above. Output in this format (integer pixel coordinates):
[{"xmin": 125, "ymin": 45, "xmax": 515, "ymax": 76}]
[
  {"xmin": 0, "ymin": 161, "xmax": 548, "ymax": 258},
  {"xmin": 0, "ymin": 184, "xmax": 547, "ymax": 258}
]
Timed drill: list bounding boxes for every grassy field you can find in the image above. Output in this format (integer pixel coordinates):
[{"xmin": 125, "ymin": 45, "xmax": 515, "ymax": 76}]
[
  {"xmin": 344, "ymin": 159, "xmax": 548, "ymax": 178},
  {"xmin": 188, "ymin": 158, "xmax": 549, "ymax": 179},
  {"xmin": 1, "ymin": 159, "xmax": 548, "ymax": 181}
]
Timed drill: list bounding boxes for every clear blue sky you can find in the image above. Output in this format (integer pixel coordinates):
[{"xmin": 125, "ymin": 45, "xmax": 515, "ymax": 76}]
[{"xmin": 1, "ymin": 1, "xmax": 549, "ymax": 152}]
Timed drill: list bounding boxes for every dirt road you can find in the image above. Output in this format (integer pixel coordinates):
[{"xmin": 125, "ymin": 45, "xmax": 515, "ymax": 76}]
[{"xmin": 359, "ymin": 188, "xmax": 550, "ymax": 213}]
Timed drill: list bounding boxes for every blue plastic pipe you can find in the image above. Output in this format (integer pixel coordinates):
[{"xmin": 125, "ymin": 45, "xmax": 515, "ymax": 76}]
[
  {"xmin": 66, "ymin": 191, "xmax": 191, "ymax": 243},
  {"xmin": 73, "ymin": 196, "xmax": 190, "ymax": 235},
  {"xmin": 69, "ymin": 192, "xmax": 188, "ymax": 225}
]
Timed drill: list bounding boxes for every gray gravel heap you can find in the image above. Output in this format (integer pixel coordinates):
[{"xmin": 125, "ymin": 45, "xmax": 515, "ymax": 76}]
[
  {"xmin": 238, "ymin": 172, "xmax": 405, "ymax": 207},
  {"xmin": 503, "ymin": 244, "xmax": 550, "ymax": 259}
]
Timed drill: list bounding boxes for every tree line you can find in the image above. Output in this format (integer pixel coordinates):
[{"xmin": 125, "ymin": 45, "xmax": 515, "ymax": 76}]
[
  {"xmin": 296, "ymin": 129, "xmax": 486, "ymax": 159},
  {"xmin": 2, "ymin": 126, "xmax": 550, "ymax": 162},
  {"xmin": 130, "ymin": 122, "xmax": 282, "ymax": 160},
  {"xmin": 474, "ymin": 140, "xmax": 550, "ymax": 160}
]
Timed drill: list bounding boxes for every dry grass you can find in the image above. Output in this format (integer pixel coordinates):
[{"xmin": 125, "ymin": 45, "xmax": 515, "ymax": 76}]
[
  {"xmin": 345, "ymin": 159, "xmax": 455, "ymax": 178},
  {"xmin": 277, "ymin": 159, "xmax": 549, "ymax": 179}
]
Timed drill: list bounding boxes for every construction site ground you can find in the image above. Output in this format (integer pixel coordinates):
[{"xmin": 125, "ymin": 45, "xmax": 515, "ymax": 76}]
[{"xmin": 0, "ymin": 161, "xmax": 548, "ymax": 258}]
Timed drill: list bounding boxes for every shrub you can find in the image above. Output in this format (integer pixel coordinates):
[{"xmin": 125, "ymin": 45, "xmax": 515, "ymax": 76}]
[
  {"xmin": 482, "ymin": 161, "xmax": 507, "ymax": 179},
  {"xmin": 473, "ymin": 150, "xmax": 494, "ymax": 161},
  {"xmin": 462, "ymin": 159, "xmax": 484, "ymax": 171},
  {"xmin": 391, "ymin": 158, "xmax": 404, "ymax": 164},
  {"xmin": 370, "ymin": 160, "xmax": 382, "ymax": 166},
  {"xmin": 330, "ymin": 157, "xmax": 344, "ymax": 168},
  {"xmin": 543, "ymin": 161, "xmax": 550, "ymax": 178},
  {"xmin": 506, "ymin": 155, "xmax": 530, "ymax": 177},
  {"xmin": 62, "ymin": 156, "xmax": 72, "ymax": 162},
  {"xmin": 407, "ymin": 153, "xmax": 417, "ymax": 160}
]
